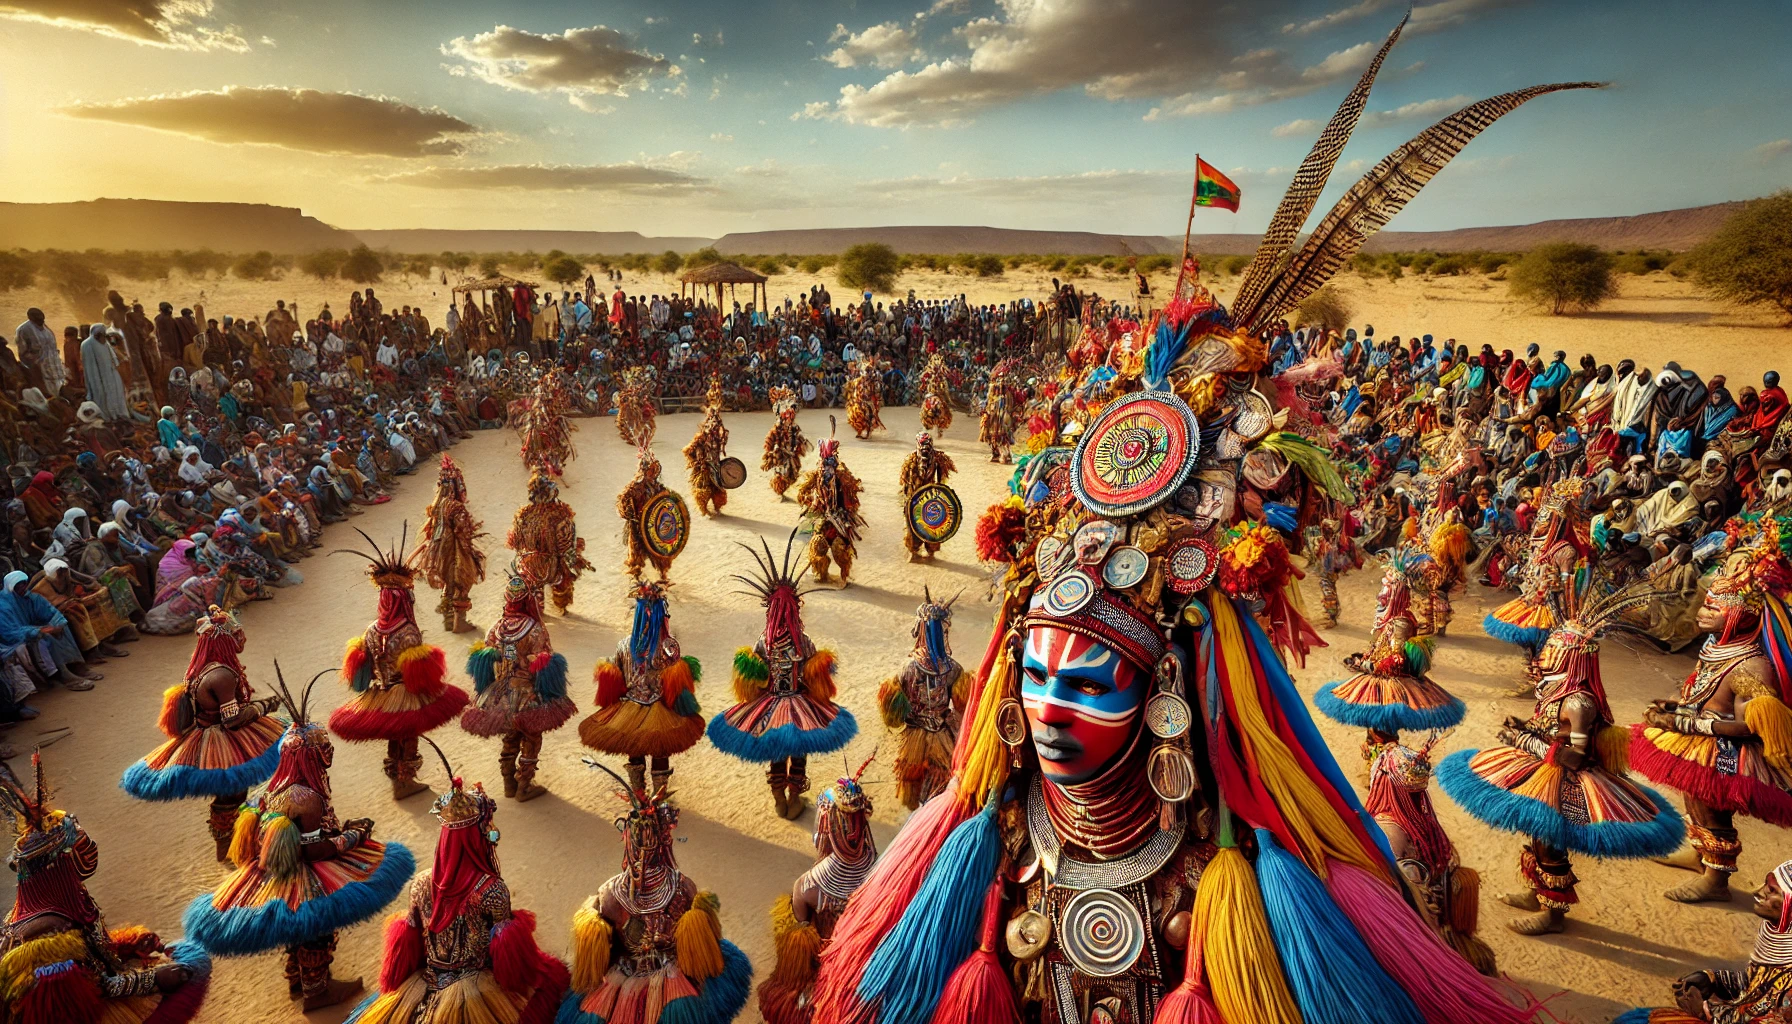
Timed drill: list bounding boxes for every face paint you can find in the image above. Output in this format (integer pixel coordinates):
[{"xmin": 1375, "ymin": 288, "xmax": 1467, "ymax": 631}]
[{"xmin": 1021, "ymin": 623, "xmax": 1144, "ymax": 784}]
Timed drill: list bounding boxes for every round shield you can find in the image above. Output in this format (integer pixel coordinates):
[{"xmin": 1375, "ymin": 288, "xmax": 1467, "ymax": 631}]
[
  {"xmin": 1058, "ymin": 889, "xmax": 1146, "ymax": 977},
  {"xmin": 714, "ymin": 456, "xmax": 747, "ymax": 490},
  {"xmin": 907, "ymin": 482, "xmax": 962, "ymax": 545},
  {"xmin": 1071, "ymin": 391, "xmax": 1200, "ymax": 517},
  {"xmin": 639, "ymin": 490, "xmax": 690, "ymax": 560},
  {"xmin": 1165, "ymin": 537, "xmax": 1218, "ymax": 594}
]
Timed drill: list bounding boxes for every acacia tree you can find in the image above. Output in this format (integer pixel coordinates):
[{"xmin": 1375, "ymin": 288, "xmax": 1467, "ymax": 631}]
[
  {"xmin": 1687, "ymin": 191, "xmax": 1792, "ymax": 322},
  {"xmin": 1508, "ymin": 242, "xmax": 1616, "ymax": 314},
  {"xmin": 342, "ymin": 244, "xmax": 384, "ymax": 284},
  {"xmin": 837, "ymin": 243, "xmax": 898, "ymax": 292}
]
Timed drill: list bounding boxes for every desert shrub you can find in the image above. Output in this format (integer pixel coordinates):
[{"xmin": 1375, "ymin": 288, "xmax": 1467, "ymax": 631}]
[
  {"xmin": 342, "ymin": 244, "xmax": 385, "ymax": 284},
  {"xmin": 1351, "ymin": 252, "xmax": 1380, "ymax": 276},
  {"xmin": 402, "ymin": 254, "xmax": 434, "ymax": 278},
  {"xmin": 683, "ymin": 247, "xmax": 724, "ymax": 270},
  {"xmin": 300, "ymin": 249, "xmax": 348, "ymax": 280},
  {"xmin": 0, "ymin": 251, "xmax": 35, "ymax": 291},
  {"xmin": 44, "ymin": 252, "xmax": 109, "ymax": 312},
  {"xmin": 1137, "ymin": 254, "xmax": 1174, "ymax": 274},
  {"xmin": 231, "ymin": 250, "xmax": 278, "ymax": 280},
  {"xmin": 651, "ymin": 250, "xmax": 681, "ymax": 274},
  {"xmin": 970, "ymin": 254, "xmax": 1005, "ymax": 277},
  {"xmin": 440, "ymin": 251, "xmax": 472, "ymax": 273},
  {"xmin": 543, "ymin": 255, "xmax": 585, "ymax": 286},
  {"xmin": 1685, "ymin": 191, "xmax": 1792, "ymax": 321},
  {"xmin": 1477, "ymin": 252, "xmax": 1513, "ymax": 274},
  {"xmin": 1613, "ymin": 249, "xmax": 1672, "ymax": 275},
  {"xmin": 174, "ymin": 248, "xmax": 230, "ymax": 277},
  {"xmin": 1429, "ymin": 253, "xmax": 1471, "ymax": 276},
  {"xmin": 755, "ymin": 255, "xmax": 784, "ymax": 276},
  {"xmin": 1508, "ymin": 242, "xmax": 1615, "ymax": 314},
  {"xmin": 1409, "ymin": 252, "xmax": 1438, "ymax": 274},
  {"xmin": 1296, "ymin": 284, "xmax": 1353, "ymax": 334},
  {"xmin": 1218, "ymin": 254, "xmax": 1251, "ymax": 276},
  {"xmin": 474, "ymin": 255, "xmax": 501, "ymax": 277},
  {"xmin": 837, "ymin": 243, "xmax": 899, "ymax": 293}
]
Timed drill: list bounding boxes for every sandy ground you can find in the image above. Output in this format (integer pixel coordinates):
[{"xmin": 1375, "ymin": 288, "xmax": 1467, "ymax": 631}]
[
  {"xmin": 0, "ymin": 403, "xmax": 1768, "ymax": 1024},
  {"xmin": 16, "ymin": 265, "xmax": 1787, "ymax": 393}
]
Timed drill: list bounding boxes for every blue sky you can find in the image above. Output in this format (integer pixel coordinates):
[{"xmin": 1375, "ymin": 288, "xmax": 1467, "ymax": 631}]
[{"xmin": 0, "ymin": 0, "xmax": 1786, "ymax": 237}]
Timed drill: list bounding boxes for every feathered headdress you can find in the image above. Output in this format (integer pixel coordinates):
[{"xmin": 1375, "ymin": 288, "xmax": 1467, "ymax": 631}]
[
  {"xmin": 194, "ymin": 604, "xmax": 244, "ymax": 640},
  {"xmin": 422, "ymin": 736, "xmax": 494, "ymax": 834},
  {"xmin": 0, "ymin": 754, "xmax": 71, "ymax": 867},
  {"xmin": 735, "ymin": 527, "xmax": 818, "ymax": 649},
  {"xmin": 267, "ymin": 659, "xmax": 327, "ymax": 732},
  {"xmin": 819, "ymin": 415, "xmax": 839, "ymax": 460},
  {"xmin": 438, "ymin": 453, "xmax": 465, "ymax": 486},
  {"xmin": 331, "ymin": 524, "xmax": 416, "ymax": 590}
]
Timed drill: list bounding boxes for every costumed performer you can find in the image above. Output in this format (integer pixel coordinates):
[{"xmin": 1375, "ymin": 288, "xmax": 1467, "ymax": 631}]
[
  {"xmin": 414, "ymin": 454, "xmax": 485, "ymax": 634},
  {"xmin": 1310, "ymin": 516, "xmax": 1362, "ymax": 628},
  {"xmin": 763, "ymin": 386, "xmax": 810, "ymax": 501},
  {"xmin": 330, "ymin": 527, "xmax": 469, "ymax": 802},
  {"xmin": 709, "ymin": 530, "xmax": 856, "ymax": 819},
  {"xmin": 616, "ymin": 438, "xmax": 688, "ymax": 583},
  {"xmin": 557, "ymin": 760, "xmax": 753, "ymax": 1024},
  {"xmin": 581, "ymin": 579, "xmax": 705, "ymax": 796},
  {"xmin": 978, "ymin": 358, "xmax": 1024, "ymax": 463},
  {"xmin": 462, "ymin": 567, "xmax": 576, "ymax": 803},
  {"xmin": 684, "ymin": 374, "xmax": 731, "ymax": 518},
  {"xmin": 507, "ymin": 471, "xmax": 590, "ymax": 615},
  {"xmin": 119, "ymin": 605, "xmax": 286, "ymax": 862},
  {"xmin": 182, "ymin": 665, "xmax": 415, "ymax": 1011},
  {"xmin": 917, "ymin": 353, "xmax": 951, "ymax": 436},
  {"xmin": 899, "ymin": 430, "xmax": 956, "ymax": 563},
  {"xmin": 795, "ymin": 423, "xmax": 863, "ymax": 587},
  {"xmin": 1482, "ymin": 480, "xmax": 1591, "ymax": 656},
  {"xmin": 845, "ymin": 360, "xmax": 884, "ymax": 440},
  {"xmin": 877, "ymin": 587, "xmax": 967, "ymax": 810}
]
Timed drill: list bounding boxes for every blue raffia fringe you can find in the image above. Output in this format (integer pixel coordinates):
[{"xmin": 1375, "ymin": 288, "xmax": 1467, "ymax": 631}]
[
  {"xmin": 534, "ymin": 653, "xmax": 569, "ymax": 701},
  {"xmin": 119, "ymin": 739, "xmax": 281, "ymax": 801},
  {"xmin": 1436, "ymin": 749, "xmax": 1685, "ymax": 858},
  {"xmin": 466, "ymin": 646, "xmax": 498, "ymax": 695},
  {"xmin": 181, "ymin": 841, "xmax": 415, "ymax": 956},
  {"xmin": 1610, "ymin": 1011, "xmax": 1653, "ymax": 1024},
  {"xmin": 555, "ymin": 940, "xmax": 751, "ymax": 1024},
  {"xmin": 1481, "ymin": 613, "xmax": 1549, "ymax": 651},
  {"xmin": 1254, "ymin": 829, "xmax": 1425, "ymax": 1024},
  {"xmin": 1313, "ymin": 681, "xmax": 1467, "ymax": 733},
  {"xmin": 706, "ymin": 708, "xmax": 857, "ymax": 762}
]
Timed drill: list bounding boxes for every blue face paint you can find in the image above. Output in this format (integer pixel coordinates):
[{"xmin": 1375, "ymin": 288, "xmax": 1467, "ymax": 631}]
[{"xmin": 1021, "ymin": 624, "xmax": 1145, "ymax": 784}]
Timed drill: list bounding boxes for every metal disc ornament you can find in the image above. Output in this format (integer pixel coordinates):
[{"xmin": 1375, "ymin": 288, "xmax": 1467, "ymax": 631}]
[
  {"xmin": 1035, "ymin": 535, "xmax": 1071, "ymax": 583},
  {"xmin": 640, "ymin": 490, "xmax": 690, "ymax": 559},
  {"xmin": 907, "ymin": 482, "xmax": 963, "ymax": 545},
  {"xmin": 1070, "ymin": 391, "xmax": 1200, "ymax": 517},
  {"xmin": 1147, "ymin": 745, "xmax": 1197, "ymax": 804},
  {"xmin": 1101, "ymin": 546, "xmax": 1150, "ymax": 590},
  {"xmin": 1041, "ymin": 569, "xmax": 1097, "ymax": 617},
  {"xmin": 1145, "ymin": 692, "xmax": 1192, "ymax": 740},
  {"xmin": 1058, "ymin": 889, "xmax": 1146, "ymax": 978},
  {"xmin": 714, "ymin": 457, "xmax": 747, "ymax": 489},
  {"xmin": 1165, "ymin": 538, "xmax": 1218, "ymax": 594}
]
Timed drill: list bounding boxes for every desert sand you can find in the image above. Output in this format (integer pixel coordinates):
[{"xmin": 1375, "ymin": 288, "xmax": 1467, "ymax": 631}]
[{"xmin": 0, "ymin": 403, "xmax": 1765, "ymax": 1024}]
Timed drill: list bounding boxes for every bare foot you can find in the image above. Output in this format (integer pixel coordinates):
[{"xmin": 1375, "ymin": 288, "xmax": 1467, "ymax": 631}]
[
  {"xmin": 1665, "ymin": 871, "xmax": 1732, "ymax": 904},
  {"xmin": 1506, "ymin": 909, "xmax": 1565, "ymax": 935}
]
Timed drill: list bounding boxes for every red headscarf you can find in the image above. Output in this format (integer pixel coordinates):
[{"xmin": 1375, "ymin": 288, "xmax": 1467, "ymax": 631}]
[
  {"xmin": 376, "ymin": 586, "xmax": 415, "ymax": 631},
  {"xmin": 185, "ymin": 629, "xmax": 247, "ymax": 688},
  {"xmin": 1754, "ymin": 386, "xmax": 1788, "ymax": 434},
  {"xmin": 427, "ymin": 814, "xmax": 499, "ymax": 933}
]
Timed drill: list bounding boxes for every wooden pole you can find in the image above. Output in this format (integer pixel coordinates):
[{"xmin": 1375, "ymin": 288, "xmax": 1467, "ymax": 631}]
[{"xmin": 1175, "ymin": 154, "xmax": 1200, "ymax": 299}]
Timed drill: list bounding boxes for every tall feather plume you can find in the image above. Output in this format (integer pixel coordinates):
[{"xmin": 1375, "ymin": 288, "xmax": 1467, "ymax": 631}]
[
  {"xmin": 1235, "ymin": 81, "xmax": 1606, "ymax": 333},
  {"xmin": 582, "ymin": 756, "xmax": 644, "ymax": 810},
  {"xmin": 1232, "ymin": 10, "xmax": 1408, "ymax": 320},
  {"xmin": 420, "ymin": 735, "xmax": 456, "ymax": 784},
  {"xmin": 0, "ymin": 761, "xmax": 33, "ymax": 832}
]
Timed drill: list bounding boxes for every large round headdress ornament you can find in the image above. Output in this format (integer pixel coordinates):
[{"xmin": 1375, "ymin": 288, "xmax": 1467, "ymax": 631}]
[{"xmin": 1070, "ymin": 390, "xmax": 1200, "ymax": 517}]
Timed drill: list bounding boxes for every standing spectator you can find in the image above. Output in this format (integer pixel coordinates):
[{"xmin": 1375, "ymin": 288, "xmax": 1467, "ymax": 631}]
[{"xmin": 14, "ymin": 308, "xmax": 63, "ymax": 396}]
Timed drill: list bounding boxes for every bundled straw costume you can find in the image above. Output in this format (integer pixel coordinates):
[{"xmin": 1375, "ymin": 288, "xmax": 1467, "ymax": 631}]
[
  {"xmin": 183, "ymin": 666, "xmax": 415, "ymax": 1011},
  {"xmin": 1482, "ymin": 481, "xmax": 1591, "ymax": 654},
  {"xmin": 900, "ymin": 431, "xmax": 956, "ymax": 561},
  {"xmin": 1615, "ymin": 857, "xmax": 1792, "ymax": 1024},
  {"xmin": 0, "ymin": 755, "xmax": 212, "ymax": 1024},
  {"xmin": 343, "ymin": 743, "xmax": 570, "ymax": 1024},
  {"xmin": 846, "ymin": 361, "xmax": 884, "ymax": 440},
  {"xmin": 878, "ymin": 587, "xmax": 968, "ymax": 810},
  {"xmin": 120, "ymin": 606, "xmax": 286, "ymax": 862},
  {"xmin": 462, "ymin": 568, "xmax": 576, "ymax": 803},
  {"xmin": 1423, "ymin": 510, "xmax": 1473, "ymax": 636},
  {"xmin": 415, "ymin": 454, "xmax": 485, "ymax": 634},
  {"xmin": 558, "ymin": 761, "xmax": 752, "ymax": 1024},
  {"xmin": 330, "ymin": 527, "xmax": 469, "ymax": 802},
  {"xmin": 917, "ymin": 354, "xmax": 952, "ymax": 436},
  {"xmin": 684, "ymin": 376, "xmax": 731, "ymax": 518},
  {"xmin": 1438, "ymin": 573, "xmax": 1683, "ymax": 935},
  {"xmin": 1309, "ymin": 517, "xmax": 1361, "ymax": 628},
  {"xmin": 809, "ymin": 20, "xmax": 1597, "ymax": 1022},
  {"xmin": 520, "ymin": 373, "xmax": 576, "ymax": 478},
  {"xmin": 1364, "ymin": 738, "xmax": 1497, "ymax": 976},
  {"xmin": 582, "ymin": 580, "xmax": 706, "ymax": 797},
  {"xmin": 507, "ymin": 472, "xmax": 590, "ymax": 615},
  {"xmin": 1315, "ymin": 548, "xmax": 1465, "ymax": 740},
  {"xmin": 709, "ymin": 530, "xmax": 857, "ymax": 819},
  {"xmin": 763, "ymin": 386, "xmax": 810, "ymax": 500},
  {"xmin": 614, "ymin": 366, "xmax": 657, "ymax": 447},
  {"xmin": 617, "ymin": 438, "xmax": 687, "ymax": 583},
  {"xmin": 760, "ymin": 761, "xmax": 878, "ymax": 1024},
  {"xmin": 979, "ymin": 358, "xmax": 1025, "ymax": 463},
  {"xmin": 795, "ymin": 426, "xmax": 864, "ymax": 586},
  {"xmin": 1631, "ymin": 522, "xmax": 1792, "ymax": 905}
]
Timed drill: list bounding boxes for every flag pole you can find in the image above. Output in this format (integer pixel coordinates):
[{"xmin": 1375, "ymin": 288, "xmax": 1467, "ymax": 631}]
[{"xmin": 1176, "ymin": 154, "xmax": 1200, "ymax": 298}]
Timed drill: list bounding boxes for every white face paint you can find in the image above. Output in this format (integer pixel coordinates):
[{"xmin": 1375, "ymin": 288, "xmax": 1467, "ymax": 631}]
[{"xmin": 1770, "ymin": 470, "xmax": 1792, "ymax": 502}]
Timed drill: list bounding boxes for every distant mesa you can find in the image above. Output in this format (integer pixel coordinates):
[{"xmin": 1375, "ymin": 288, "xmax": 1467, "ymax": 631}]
[{"xmin": 0, "ymin": 198, "xmax": 1750, "ymax": 257}]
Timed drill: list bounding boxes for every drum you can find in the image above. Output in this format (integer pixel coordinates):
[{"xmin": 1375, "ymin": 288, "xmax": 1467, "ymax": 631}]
[{"xmin": 715, "ymin": 456, "xmax": 747, "ymax": 489}]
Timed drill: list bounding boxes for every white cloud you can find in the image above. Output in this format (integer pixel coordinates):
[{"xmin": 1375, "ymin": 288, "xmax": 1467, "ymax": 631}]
[
  {"xmin": 1284, "ymin": 0, "xmax": 1396, "ymax": 35},
  {"xmin": 1363, "ymin": 94, "xmax": 1473, "ymax": 124},
  {"xmin": 1144, "ymin": 39, "xmax": 1376, "ymax": 122},
  {"xmin": 441, "ymin": 24, "xmax": 673, "ymax": 110},
  {"xmin": 710, "ymin": 132, "xmax": 733, "ymax": 142},
  {"xmin": 793, "ymin": 101, "xmax": 836, "ymax": 121},
  {"xmin": 380, "ymin": 163, "xmax": 706, "ymax": 193},
  {"xmin": 0, "ymin": 0, "xmax": 247, "ymax": 50},
  {"xmin": 1754, "ymin": 139, "xmax": 1792, "ymax": 164},
  {"xmin": 1272, "ymin": 117, "xmax": 1321, "ymax": 137},
  {"xmin": 1284, "ymin": 0, "xmax": 1522, "ymax": 36},
  {"xmin": 823, "ymin": 21, "xmax": 920, "ymax": 69}
]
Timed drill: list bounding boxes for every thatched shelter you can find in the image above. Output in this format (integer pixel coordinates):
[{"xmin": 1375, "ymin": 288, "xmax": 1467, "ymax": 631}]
[
  {"xmin": 451, "ymin": 273, "xmax": 540, "ymax": 296},
  {"xmin": 679, "ymin": 262, "xmax": 767, "ymax": 311}
]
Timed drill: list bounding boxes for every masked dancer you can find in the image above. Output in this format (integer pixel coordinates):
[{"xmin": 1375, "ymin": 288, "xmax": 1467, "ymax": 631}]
[
  {"xmin": 415, "ymin": 454, "xmax": 485, "ymax": 634},
  {"xmin": 1310, "ymin": 516, "xmax": 1362, "ymax": 628},
  {"xmin": 617, "ymin": 439, "xmax": 688, "ymax": 583},
  {"xmin": 120, "ymin": 606, "xmax": 286, "ymax": 861},
  {"xmin": 979, "ymin": 357, "xmax": 1024, "ymax": 463},
  {"xmin": 581, "ymin": 580, "xmax": 706, "ymax": 796},
  {"xmin": 508, "ymin": 471, "xmax": 590, "ymax": 615},
  {"xmin": 845, "ymin": 360, "xmax": 884, "ymax": 440},
  {"xmin": 330, "ymin": 528, "xmax": 468, "ymax": 802},
  {"xmin": 558, "ymin": 760, "xmax": 753, "ymax": 1024},
  {"xmin": 684, "ymin": 374, "xmax": 732, "ymax": 518},
  {"xmin": 463, "ymin": 568, "xmax": 576, "ymax": 802},
  {"xmin": 0, "ymin": 754, "xmax": 212, "ymax": 1024},
  {"xmin": 182, "ymin": 665, "xmax": 415, "ymax": 1011},
  {"xmin": 343, "ymin": 741, "xmax": 570, "ymax": 1024},
  {"xmin": 1316, "ymin": 549, "xmax": 1466, "ymax": 746},
  {"xmin": 917, "ymin": 353, "xmax": 951, "ymax": 437},
  {"xmin": 877, "ymin": 587, "xmax": 966, "ymax": 810},
  {"xmin": 614, "ymin": 366, "xmax": 656, "ymax": 447},
  {"xmin": 795, "ymin": 424, "xmax": 863, "ymax": 587},
  {"xmin": 763, "ymin": 386, "xmax": 809, "ymax": 501},
  {"xmin": 759, "ymin": 759, "xmax": 878, "ymax": 1024},
  {"xmin": 710, "ymin": 530, "xmax": 856, "ymax": 819},
  {"xmin": 899, "ymin": 430, "xmax": 956, "ymax": 563}
]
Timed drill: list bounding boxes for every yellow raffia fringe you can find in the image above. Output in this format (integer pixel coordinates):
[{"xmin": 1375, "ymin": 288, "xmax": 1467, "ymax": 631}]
[
  {"xmin": 351, "ymin": 975, "xmax": 429, "ymax": 1024},
  {"xmin": 1746, "ymin": 695, "xmax": 1792, "ymax": 774},
  {"xmin": 228, "ymin": 807, "xmax": 261, "ymax": 869},
  {"xmin": 1597, "ymin": 724, "xmax": 1632, "ymax": 777},
  {"xmin": 0, "ymin": 930, "xmax": 88, "ymax": 1003},
  {"xmin": 802, "ymin": 651, "xmax": 838, "ymax": 703},
  {"xmin": 1212, "ymin": 598, "xmax": 1379, "ymax": 880},
  {"xmin": 675, "ymin": 891, "xmax": 724, "ymax": 982},
  {"xmin": 956, "ymin": 629, "xmax": 1018, "ymax": 809},
  {"xmin": 258, "ymin": 813, "xmax": 301, "ymax": 880},
  {"xmin": 342, "ymin": 635, "xmax": 366, "ymax": 677},
  {"xmin": 1511, "ymin": 761, "xmax": 1564, "ymax": 805},
  {"xmin": 429, "ymin": 971, "xmax": 517, "ymax": 1024},
  {"xmin": 1198, "ymin": 847, "xmax": 1303, "ymax": 1024},
  {"xmin": 569, "ymin": 899, "xmax": 612, "ymax": 993},
  {"xmin": 877, "ymin": 677, "xmax": 906, "ymax": 729},
  {"xmin": 767, "ymin": 894, "xmax": 821, "ymax": 990}
]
